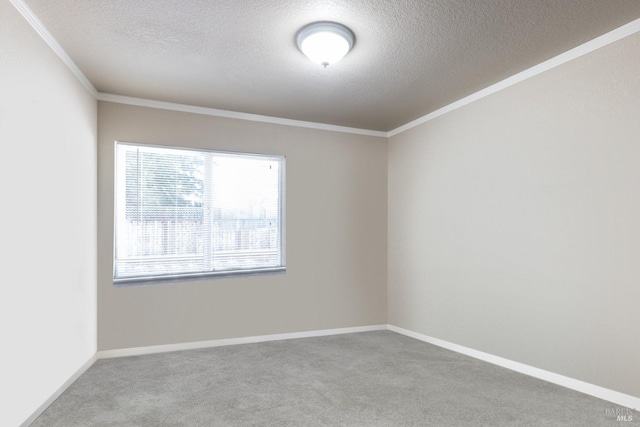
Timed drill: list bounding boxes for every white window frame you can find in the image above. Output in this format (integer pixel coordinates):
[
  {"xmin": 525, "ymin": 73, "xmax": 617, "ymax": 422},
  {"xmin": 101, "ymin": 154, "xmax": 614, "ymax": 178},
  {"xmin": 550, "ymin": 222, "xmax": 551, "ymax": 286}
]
[{"xmin": 113, "ymin": 141, "xmax": 286, "ymax": 285}]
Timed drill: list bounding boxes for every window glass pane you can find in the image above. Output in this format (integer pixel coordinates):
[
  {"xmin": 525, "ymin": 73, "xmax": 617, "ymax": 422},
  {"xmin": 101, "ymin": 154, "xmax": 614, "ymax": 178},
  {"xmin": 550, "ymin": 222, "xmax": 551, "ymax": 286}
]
[
  {"xmin": 114, "ymin": 143, "xmax": 284, "ymax": 283},
  {"xmin": 211, "ymin": 154, "xmax": 282, "ymax": 271}
]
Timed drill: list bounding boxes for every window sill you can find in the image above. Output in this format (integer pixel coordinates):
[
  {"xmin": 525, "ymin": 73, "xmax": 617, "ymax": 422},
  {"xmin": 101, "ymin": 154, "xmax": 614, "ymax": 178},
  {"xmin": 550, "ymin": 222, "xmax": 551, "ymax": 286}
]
[{"xmin": 113, "ymin": 267, "xmax": 286, "ymax": 287}]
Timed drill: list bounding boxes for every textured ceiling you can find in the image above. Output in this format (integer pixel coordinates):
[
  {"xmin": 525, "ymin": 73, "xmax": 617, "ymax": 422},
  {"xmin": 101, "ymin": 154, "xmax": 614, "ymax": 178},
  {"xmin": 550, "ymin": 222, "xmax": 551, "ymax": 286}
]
[{"xmin": 24, "ymin": 0, "xmax": 640, "ymax": 131}]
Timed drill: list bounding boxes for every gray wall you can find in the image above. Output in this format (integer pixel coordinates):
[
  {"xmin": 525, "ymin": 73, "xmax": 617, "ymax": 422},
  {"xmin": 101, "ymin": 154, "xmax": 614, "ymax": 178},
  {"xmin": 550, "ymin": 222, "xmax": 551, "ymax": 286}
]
[
  {"xmin": 388, "ymin": 33, "xmax": 640, "ymax": 397},
  {"xmin": 98, "ymin": 102, "xmax": 388, "ymax": 350},
  {"xmin": 0, "ymin": 2, "xmax": 97, "ymax": 426}
]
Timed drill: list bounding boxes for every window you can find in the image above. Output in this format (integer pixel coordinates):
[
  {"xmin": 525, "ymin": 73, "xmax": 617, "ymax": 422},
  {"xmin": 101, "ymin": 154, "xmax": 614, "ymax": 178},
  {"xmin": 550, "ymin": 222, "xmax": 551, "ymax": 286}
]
[{"xmin": 114, "ymin": 142, "xmax": 285, "ymax": 284}]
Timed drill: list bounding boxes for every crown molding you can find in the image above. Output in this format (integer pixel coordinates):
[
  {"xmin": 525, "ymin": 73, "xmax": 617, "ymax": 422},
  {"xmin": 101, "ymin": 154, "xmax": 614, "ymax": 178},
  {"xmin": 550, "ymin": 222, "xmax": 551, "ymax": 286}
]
[
  {"xmin": 10, "ymin": 0, "xmax": 98, "ymax": 97},
  {"xmin": 13, "ymin": 0, "xmax": 639, "ymax": 139},
  {"xmin": 96, "ymin": 93, "xmax": 387, "ymax": 137},
  {"xmin": 387, "ymin": 17, "xmax": 640, "ymax": 137}
]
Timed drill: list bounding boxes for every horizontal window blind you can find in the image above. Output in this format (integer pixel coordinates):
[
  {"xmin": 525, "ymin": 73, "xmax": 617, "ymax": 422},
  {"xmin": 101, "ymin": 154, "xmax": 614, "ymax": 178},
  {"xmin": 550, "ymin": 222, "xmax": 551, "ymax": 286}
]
[{"xmin": 114, "ymin": 142, "xmax": 285, "ymax": 283}]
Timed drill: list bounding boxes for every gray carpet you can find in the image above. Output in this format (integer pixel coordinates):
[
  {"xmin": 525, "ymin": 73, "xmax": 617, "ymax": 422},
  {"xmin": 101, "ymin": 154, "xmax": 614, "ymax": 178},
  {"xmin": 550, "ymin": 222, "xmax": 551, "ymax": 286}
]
[{"xmin": 31, "ymin": 331, "xmax": 635, "ymax": 426}]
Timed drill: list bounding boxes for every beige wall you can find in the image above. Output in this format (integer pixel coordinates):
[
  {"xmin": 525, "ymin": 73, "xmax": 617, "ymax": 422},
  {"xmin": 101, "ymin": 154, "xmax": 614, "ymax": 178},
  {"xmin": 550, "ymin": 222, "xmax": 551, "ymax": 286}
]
[
  {"xmin": 0, "ymin": 2, "xmax": 97, "ymax": 426},
  {"xmin": 98, "ymin": 102, "xmax": 388, "ymax": 350},
  {"xmin": 389, "ymin": 33, "xmax": 640, "ymax": 397}
]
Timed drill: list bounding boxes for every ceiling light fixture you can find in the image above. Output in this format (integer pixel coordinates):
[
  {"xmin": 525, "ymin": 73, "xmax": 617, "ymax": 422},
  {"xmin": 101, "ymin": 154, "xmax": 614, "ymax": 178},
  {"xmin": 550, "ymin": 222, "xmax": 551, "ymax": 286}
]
[{"xmin": 296, "ymin": 21, "xmax": 355, "ymax": 68}]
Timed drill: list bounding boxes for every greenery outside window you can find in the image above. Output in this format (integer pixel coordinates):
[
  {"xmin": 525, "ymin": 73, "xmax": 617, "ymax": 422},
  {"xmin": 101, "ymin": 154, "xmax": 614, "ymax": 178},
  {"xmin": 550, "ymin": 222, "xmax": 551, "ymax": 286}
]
[{"xmin": 114, "ymin": 142, "xmax": 285, "ymax": 284}]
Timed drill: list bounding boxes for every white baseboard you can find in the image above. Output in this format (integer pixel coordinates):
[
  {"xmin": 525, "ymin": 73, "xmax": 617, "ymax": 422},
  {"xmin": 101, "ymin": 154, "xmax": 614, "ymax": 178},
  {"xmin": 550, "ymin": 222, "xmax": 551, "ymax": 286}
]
[
  {"xmin": 20, "ymin": 354, "xmax": 98, "ymax": 427},
  {"xmin": 388, "ymin": 324, "xmax": 640, "ymax": 411},
  {"xmin": 97, "ymin": 324, "xmax": 388, "ymax": 359},
  {"xmin": 25, "ymin": 324, "xmax": 638, "ymax": 426}
]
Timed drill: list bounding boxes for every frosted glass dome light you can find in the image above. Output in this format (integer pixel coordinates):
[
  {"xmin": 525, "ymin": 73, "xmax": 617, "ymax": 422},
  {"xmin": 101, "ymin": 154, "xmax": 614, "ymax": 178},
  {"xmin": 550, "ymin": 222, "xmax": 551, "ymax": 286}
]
[{"xmin": 296, "ymin": 22, "xmax": 355, "ymax": 68}]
